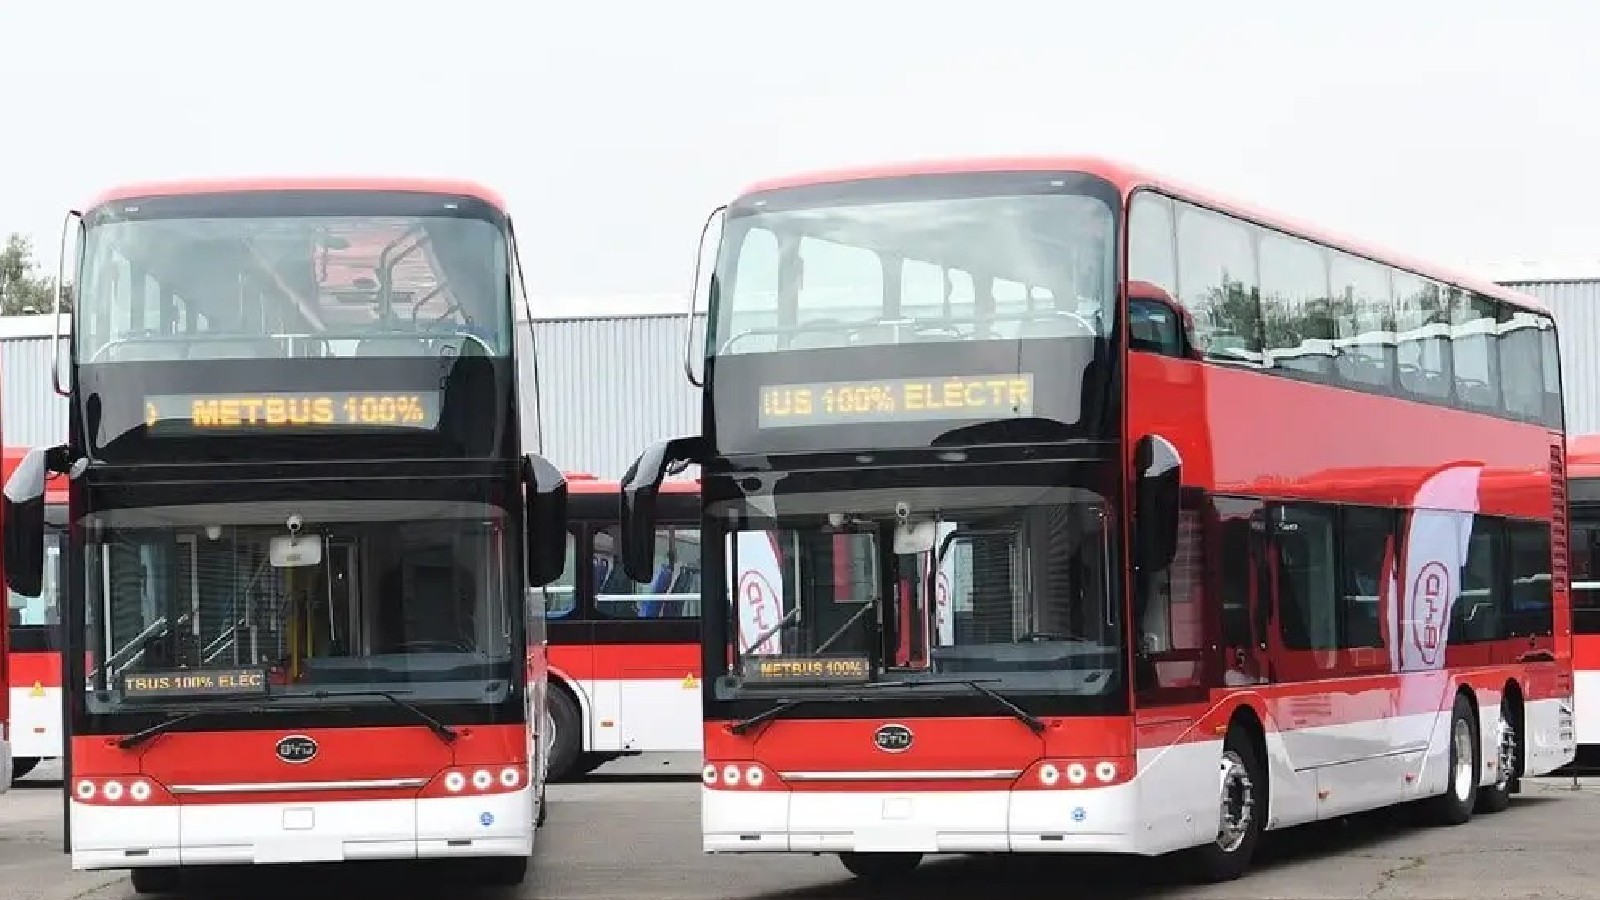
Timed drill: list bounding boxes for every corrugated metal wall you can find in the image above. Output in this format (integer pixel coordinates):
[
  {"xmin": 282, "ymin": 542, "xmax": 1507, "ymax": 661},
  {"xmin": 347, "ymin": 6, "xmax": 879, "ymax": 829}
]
[
  {"xmin": 0, "ymin": 313, "xmax": 705, "ymax": 479},
  {"xmin": 1501, "ymin": 280, "xmax": 1600, "ymax": 435}
]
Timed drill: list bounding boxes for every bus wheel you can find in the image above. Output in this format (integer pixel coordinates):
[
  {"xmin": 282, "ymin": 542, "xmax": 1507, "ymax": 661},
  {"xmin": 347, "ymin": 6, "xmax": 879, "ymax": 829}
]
[
  {"xmin": 547, "ymin": 688, "xmax": 583, "ymax": 782},
  {"xmin": 129, "ymin": 866, "xmax": 182, "ymax": 895},
  {"xmin": 1476, "ymin": 698, "xmax": 1519, "ymax": 814},
  {"xmin": 471, "ymin": 855, "xmax": 529, "ymax": 886},
  {"xmin": 10, "ymin": 757, "xmax": 39, "ymax": 782},
  {"xmin": 839, "ymin": 852, "xmax": 922, "ymax": 883},
  {"xmin": 1421, "ymin": 693, "xmax": 1479, "ymax": 826},
  {"xmin": 1181, "ymin": 728, "xmax": 1265, "ymax": 883}
]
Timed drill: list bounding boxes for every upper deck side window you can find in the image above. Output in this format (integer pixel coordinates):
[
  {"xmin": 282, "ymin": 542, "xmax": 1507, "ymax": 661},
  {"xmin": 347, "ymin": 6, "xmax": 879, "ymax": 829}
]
[{"xmin": 1125, "ymin": 188, "xmax": 1560, "ymax": 428}]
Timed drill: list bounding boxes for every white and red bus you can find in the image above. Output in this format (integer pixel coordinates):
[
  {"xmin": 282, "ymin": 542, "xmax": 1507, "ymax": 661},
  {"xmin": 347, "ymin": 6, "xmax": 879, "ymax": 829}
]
[
  {"xmin": 1, "ymin": 177, "xmax": 569, "ymax": 892},
  {"xmin": 1566, "ymin": 434, "xmax": 1600, "ymax": 764},
  {"xmin": 3, "ymin": 446, "xmax": 66, "ymax": 783},
  {"xmin": 617, "ymin": 156, "xmax": 1575, "ymax": 883},
  {"xmin": 543, "ymin": 475, "xmax": 706, "ymax": 779}
]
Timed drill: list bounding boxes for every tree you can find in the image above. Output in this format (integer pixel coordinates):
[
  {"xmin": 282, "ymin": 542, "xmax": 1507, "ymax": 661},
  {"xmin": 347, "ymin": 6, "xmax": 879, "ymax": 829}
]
[{"xmin": 0, "ymin": 232, "xmax": 73, "ymax": 316}]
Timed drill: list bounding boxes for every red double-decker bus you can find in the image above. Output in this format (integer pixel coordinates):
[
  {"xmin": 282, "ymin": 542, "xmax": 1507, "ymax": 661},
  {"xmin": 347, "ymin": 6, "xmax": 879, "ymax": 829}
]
[
  {"xmin": 1, "ymin": 177, "xmax": 570, "ymax": 892},
  {"xmin": 617, "ymin": 156, "xmax": 1574, "ymax": 882},
  {"xmin": 1567, "ymin": 434, "xmax": 1600, "ymax": 764},
  {"xmin": 2, "ymin": 446, "xmax": 66, "ymax": 783}
]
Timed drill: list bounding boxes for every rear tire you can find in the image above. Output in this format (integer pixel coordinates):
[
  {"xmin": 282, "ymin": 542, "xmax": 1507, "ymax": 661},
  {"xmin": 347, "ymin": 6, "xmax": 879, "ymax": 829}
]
[
  {"xmin": 1421, "ymin": 693, "xmax": 1479, "ymax": 826},
  {"xmin": 838, "ymin": 851, "xmax": 922, "ymax": 883},
  {"xmin": 1179, "ymin": 726, "xmax": 1265, "ymax": 883},
  {"xmin": 547, "ymin": 687, "xmax": 583, "ymax": 782},
  {"xmin": 1477, "ymin": 696, "xmax": 1519, "ymax": 814},
  {"xmin": 10, "ymin": 757, "xmax": 39, "ymax": 782},
  {"xmin": 129, "ymin": 866, "xmax": 182, "ymax": 895}
]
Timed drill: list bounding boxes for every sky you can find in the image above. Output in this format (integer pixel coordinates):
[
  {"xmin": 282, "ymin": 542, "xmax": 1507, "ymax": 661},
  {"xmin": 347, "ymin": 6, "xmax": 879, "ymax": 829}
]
[{"xmin": 3, "ymin": 0, "xmax": 1599, "ymax": 317}]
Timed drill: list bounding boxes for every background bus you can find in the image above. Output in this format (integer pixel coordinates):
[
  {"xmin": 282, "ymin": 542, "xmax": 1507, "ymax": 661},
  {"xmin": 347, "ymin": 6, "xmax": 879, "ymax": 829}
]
[
  {"xmin": 545, "ymin": 475, "xmax": 701, "ymax": 780},
  {"xmin": 1568, "ymin": 433, "xmax": 1600, "ymax": 765},
  {"xmin": 3, "ymin": 445, "xmax": 65, "ymax": 783}
]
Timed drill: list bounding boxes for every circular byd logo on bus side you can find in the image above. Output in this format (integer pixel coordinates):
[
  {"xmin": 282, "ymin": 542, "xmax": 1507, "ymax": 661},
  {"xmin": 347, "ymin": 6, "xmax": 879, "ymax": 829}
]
[
  {"xmin": 1411, "ymin": 561, "xmax": 1451, "ymax": 667},
  {"xmin": 873, "ymin": 724, "xmax": 913, "ymax": 754},
  {"xmin": 275, "ymin": 734, "xmax": 318, "ymax": 765}
]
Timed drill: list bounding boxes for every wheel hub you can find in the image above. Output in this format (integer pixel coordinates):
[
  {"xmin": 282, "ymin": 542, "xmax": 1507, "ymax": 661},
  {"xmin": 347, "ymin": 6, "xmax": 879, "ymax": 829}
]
[{"xmin": 1216, "ymin": 750, "xmax": 1255, "ymax": 853}]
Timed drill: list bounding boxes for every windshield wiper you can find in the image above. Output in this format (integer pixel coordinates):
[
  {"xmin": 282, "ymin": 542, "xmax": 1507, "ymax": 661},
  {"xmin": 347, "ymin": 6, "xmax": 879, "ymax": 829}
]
[
  {"xmin": 116, "ymin": 705, "xmax": 263, "ymax": 749},
  {"xmin": 728, "ymin": 695, "xmax": 865, "ymax": 736},
  {"xmin": 304, "ymin": 689, "xmax": 459, "ymax": 743},
  {"xmin": 868, "ymin": 678, "xmax": 1046, "ymax": 734}
]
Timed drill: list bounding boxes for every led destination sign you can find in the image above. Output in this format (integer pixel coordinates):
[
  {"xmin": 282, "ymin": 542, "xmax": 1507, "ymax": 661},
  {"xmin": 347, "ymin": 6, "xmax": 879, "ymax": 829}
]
[
  {"xmin": 739, "ymin": 654, "xmax": 872, "ymax": 685},
  {"xmin": 758, "ymin": 374, "xmax": 1034, "ymax": 429},
  {"xmin": 143, "ymin": 391, "xmax": 442, "ymax": 430},
  {"xmin": 121, "ymin": 667, "xmax": 269, "ymax": 700}
]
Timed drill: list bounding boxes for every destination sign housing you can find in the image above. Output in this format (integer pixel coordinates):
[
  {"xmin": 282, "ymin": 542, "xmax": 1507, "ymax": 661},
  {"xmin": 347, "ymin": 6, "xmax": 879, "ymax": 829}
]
[
  {"xmin": 143, "ymin": 390, "xmax": 443, "ymax": 431},
  {"xmin": 758, "ymin": 374, "xmax": 1035, "ymax": 429},
  {"xmin": 121, "ymin": 667, "xmax": 270, "ymax": 700}
]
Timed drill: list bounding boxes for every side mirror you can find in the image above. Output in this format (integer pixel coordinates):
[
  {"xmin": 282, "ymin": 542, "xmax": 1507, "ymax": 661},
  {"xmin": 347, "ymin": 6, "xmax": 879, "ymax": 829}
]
[
  {"xmin": 522, "ymin": 453, "xmax": 569, "ymax": 588},
  {"xmin": 3, "ymin": 449, "xmax": 51, "ymax": 597},
  {"xmin": 1133, "ymin": 434, "xmax": 1181, "ymax": 572},
  {"xmin": 619, "ymin": 435, "xmax": 705, "ymax": 583}
]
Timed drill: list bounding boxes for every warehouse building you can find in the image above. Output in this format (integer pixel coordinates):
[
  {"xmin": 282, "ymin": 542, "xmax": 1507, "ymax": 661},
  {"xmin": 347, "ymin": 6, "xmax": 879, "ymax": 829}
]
[{"xmin": 3, "ymin": 271, "xmax": 1598, "ymax": 474}]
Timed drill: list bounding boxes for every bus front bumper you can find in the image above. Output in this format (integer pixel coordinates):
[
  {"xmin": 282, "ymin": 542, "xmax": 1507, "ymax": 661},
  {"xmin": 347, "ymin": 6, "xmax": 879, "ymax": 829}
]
[{"xmin": 68, "ymin": 787, "xmax": 535, "ymax": 870}]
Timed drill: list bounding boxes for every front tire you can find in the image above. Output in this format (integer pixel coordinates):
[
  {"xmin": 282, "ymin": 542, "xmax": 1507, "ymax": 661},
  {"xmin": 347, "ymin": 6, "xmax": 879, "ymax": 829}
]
[
  {"xmin": 1179, "ymin": 727, "xmax": 1265, "ymax": 883},
  {"xmin": 129, "ymin": 866, "xmax": 182, "ymax": 895},
  {"xmin": 839, "ymin": 851, "xmax": 922, "ymax": 883},
  {"xmin": 547, "ymin": 687, "xmax": 583, "ymax": 782},
  {"xmin": 1420, "ymin": 692, "xmax": 1479, "ymax": 826}
]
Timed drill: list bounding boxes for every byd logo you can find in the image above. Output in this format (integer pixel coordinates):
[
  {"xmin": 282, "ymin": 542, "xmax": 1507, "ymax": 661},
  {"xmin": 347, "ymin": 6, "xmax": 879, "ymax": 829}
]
[
  {"xmin": 275, "ymin": 734, "xmax": 319, "ymax": 765},
  {"xmin": 1411, "ymin": 561, "xmax": 1450, "ymax": 666}
]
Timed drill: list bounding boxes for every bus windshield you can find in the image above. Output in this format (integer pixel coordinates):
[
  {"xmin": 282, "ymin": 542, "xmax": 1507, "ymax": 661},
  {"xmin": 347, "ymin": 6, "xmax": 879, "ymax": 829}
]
[
  {"xmin": 75, "ymin": 203, "xmax": 511, "ymax": 363},
  {"xmin": 711, "ymin": 480, "xmax": 1123, "ymax": 700},
  {"xmin": 81, "ymin": 499, "xmax": 517, "ymax": 713},
  {"xmin": 709, "ymin": 174, "xmax": 1116, "ymax": 356}
]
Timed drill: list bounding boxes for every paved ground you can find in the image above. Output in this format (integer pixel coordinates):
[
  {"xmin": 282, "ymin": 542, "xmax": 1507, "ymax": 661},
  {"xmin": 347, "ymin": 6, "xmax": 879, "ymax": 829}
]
[{"xmin": 4, "ymin": 756, "xmax": 1599, "ymax": 899}]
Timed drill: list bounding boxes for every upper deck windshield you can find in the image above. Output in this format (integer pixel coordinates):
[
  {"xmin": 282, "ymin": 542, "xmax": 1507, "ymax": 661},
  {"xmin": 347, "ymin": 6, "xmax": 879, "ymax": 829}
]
[
  {"xmin": 709, "ymin": 172, "xmax": 1117, "ymax": 356},
  {"xmin": 75, "ymin": 191, "xmax": 512, "ymax": 364},
  {"xmin": 710, "ymin": 470, "xmax": 1124, "ymax": 709},
  {"xmin": 81, "ymin": 498, "xmax": 518, "ymax": 716}
]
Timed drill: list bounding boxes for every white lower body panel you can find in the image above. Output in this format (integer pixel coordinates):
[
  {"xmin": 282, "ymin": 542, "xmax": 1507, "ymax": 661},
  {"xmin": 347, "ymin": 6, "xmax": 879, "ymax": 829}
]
[
  {"xmin": 70, "ymin": 787, "xmax": 536, "ymax": 871},
  {"xmin": 704, "ymin": 782, "xmax": 1153, "ymax": 856},
  {"xmin": 8, "ymin": 686, "xmax": 62, "ymax": 760}
]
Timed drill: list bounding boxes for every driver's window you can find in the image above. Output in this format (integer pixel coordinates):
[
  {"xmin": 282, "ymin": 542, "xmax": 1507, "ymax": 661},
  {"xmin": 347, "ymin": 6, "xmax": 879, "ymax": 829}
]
[{"xmin": 543, "ymin": 532, "xmax": 577, "ymax": 619}]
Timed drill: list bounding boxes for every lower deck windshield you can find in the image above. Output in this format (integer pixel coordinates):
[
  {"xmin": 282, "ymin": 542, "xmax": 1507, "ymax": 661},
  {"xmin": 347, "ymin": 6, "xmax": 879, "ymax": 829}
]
[
  {"xmin": 711, "ymin": 481, "xmax": 1123, "ymax": 701},
  {"xmin": 82, "ymin": 499, "xmax": 517, "ymax": 714}
]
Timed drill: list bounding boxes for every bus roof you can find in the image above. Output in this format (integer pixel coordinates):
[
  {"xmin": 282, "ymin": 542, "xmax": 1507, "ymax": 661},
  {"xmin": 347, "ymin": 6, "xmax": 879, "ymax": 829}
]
[
  {"xmin": 1571, "ymin": 434, "xmax": 1600, "ymax": 479},
  {"xmin": 86, "ymin": 177, "xmax": 508, "ymax": 212},
  {"xmin": 737, "ymin": 155, "xmax": 1549, "ymax": 316}
]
